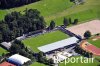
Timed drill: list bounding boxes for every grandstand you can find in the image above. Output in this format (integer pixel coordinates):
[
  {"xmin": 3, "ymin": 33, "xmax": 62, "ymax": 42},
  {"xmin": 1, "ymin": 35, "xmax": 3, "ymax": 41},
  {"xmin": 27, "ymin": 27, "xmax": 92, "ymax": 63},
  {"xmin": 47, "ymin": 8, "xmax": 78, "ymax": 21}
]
[{"xmin": 38, "ymin": 37, "xmax": 79, "ymax": 53}]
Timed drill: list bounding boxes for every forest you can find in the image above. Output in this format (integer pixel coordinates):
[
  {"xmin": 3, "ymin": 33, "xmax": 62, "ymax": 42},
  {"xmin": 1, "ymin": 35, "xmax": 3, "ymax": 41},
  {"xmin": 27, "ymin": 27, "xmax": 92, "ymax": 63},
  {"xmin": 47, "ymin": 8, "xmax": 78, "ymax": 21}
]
[
  {"xmin": 0, "ymin": 0, "xmax": 40, "ymax": 9},
  {"xmin": 0, "ymin": 9, "xmax": 46, "ymax": 42}
]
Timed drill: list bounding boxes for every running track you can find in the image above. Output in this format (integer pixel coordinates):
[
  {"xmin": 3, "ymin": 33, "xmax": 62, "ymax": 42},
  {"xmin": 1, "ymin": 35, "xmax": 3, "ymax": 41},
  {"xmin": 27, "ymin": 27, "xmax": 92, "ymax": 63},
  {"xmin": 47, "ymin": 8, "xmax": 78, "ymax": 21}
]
[{"xmin": 80, "ymin": 41, "xmax": 100, "ymax": 56}]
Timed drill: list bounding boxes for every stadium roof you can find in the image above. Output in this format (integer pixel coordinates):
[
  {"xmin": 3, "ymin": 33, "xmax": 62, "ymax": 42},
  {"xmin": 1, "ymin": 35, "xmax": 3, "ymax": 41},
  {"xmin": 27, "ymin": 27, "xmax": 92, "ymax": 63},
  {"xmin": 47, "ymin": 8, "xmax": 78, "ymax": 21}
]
[
  {"xmin": 7, "ymin": 54, "xmax": 31, "ymax": 65},
  {"xmin": 38, "ymin": 37, "xmax": 79, "ymax": 53},
  {"xmin": 0, "ymin": 61, "xmax": 15, "ymax": 66}
]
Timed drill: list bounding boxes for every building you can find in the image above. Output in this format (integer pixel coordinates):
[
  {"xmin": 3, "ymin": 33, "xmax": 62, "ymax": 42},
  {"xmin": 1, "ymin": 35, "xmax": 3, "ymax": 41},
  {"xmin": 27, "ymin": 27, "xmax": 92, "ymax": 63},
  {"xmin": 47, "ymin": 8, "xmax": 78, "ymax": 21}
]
[
  {"xmin": 7, "ymin": 54, "xmax": 31, "ymax": 66},
  {"xmin": 0, "ymin": 61, "xmax": 15, "ymax": 66},
  {"xmin": 0, "ymin": 42, "xmax": 11, "ymax": 50},
  {"xmin": 38, "ymin": 37, "xmax": 79, "ymax": 53}
]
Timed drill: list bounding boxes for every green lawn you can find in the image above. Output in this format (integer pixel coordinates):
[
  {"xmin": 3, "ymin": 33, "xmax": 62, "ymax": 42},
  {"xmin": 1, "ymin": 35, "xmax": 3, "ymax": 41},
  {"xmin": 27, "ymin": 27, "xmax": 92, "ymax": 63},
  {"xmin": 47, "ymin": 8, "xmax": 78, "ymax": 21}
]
[
  {"xmin": 31, "ymin": 56, "xmax": 100, "ymax": 66},
  {"xmin": 1, "ymin": 0, "xmax": 100, "ymax": 25},
  {"xmin": 0, "ymin": 47, "xmax": 7, "ymax": 55},
  {"xmin": 0, "ymin": 0, "xmax": 73, "ymax": 20},
  {"xmin": 88, "ymin": 39, "xmax": 100, "ymax": 48},
  {"xmin": 22, "ymin": 31, "xmax": 69, "ymax": 52},
  {"xmin": 30, "ymin": 62, "xmax": 45, "ymax": 66},
  {"xmin": 49, "ymin": 0, "xmax": 100, "ymax": 25},
  {"xmin": 60, "ymin": 56, "xmax": 100, "ymax": 66}
]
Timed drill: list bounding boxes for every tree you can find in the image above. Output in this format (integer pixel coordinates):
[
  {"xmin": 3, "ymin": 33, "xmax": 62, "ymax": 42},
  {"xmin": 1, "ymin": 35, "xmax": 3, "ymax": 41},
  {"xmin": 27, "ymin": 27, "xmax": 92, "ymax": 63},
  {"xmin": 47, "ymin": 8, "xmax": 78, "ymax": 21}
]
[
  {"xmin": 49, "ymin": 20, "xmax": 55, "ymax": 30},
  {"xmin": 10, "ymin": 44, "xmax": 21, "ymax": 54},
  {"xmin": 70, "ymin": 0, "xmax": 75, "ymax": 2},
  {"xmin": 48, "ymin": 59, "xmax": 54, "ymax": 66},
  {"xmin": 69, "ymin": 18, "xmax": 72, "ymax": 24},
  {"xmin": 0, "ymin": 32, "xmax": 3, "ymax": 43},
  {"xmin": 0, "ymin": 9, "xmax": 46, "ymax": 42},
  {"xmin": 0, "ymin": 0, "xmax": 40, "ymax": 9},
  {"xmin": 73, "ymin": 19, "xmax": 78, "ymax": 25},
  {"xmin": 63, "ymin": 18, "xmax": 69, "ymax": 26},
  {"xmin": 84, "ymin": 30, "xmax": 91, "ymax": 39}
]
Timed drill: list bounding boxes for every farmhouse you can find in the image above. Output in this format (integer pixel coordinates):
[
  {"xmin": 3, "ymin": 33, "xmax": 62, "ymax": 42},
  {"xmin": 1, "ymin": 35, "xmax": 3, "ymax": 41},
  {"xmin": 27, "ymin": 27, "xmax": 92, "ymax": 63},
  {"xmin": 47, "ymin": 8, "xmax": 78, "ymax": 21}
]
[
  {"xmin": 7, "ymin": 54, "xmax": 31, "ymax": 66},
  {"xmin": 38, "ymin": 37, "xmax": 79, "ymax": 53}
]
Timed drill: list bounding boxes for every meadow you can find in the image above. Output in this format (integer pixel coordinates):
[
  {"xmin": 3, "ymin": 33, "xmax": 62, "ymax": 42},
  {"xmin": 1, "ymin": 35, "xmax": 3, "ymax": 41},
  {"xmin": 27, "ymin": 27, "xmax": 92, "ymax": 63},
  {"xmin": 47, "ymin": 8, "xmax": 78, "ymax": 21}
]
[
  {"xmin": 0, "ymin": 0, "xmax": 100, "ymax": 26},
  {"xmin": 0, "ymin": 0, "xmax": 73, "ymax": 21}
]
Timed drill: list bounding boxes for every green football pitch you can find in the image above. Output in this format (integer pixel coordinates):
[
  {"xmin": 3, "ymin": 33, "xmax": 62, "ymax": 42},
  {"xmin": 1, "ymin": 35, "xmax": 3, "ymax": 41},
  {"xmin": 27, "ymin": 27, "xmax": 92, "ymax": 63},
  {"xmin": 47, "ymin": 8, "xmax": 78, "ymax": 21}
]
[{"xmin": 22, "ymin": 31, "xmax": 69, "ymax": 52}]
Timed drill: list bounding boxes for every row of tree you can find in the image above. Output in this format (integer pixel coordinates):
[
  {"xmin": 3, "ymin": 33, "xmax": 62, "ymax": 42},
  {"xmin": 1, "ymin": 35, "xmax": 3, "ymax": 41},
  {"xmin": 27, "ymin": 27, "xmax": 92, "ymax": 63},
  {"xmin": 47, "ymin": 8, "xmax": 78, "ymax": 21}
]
[
  {"xmin": 47, "ymin": 18, "xmax": 79, "ymax": 30},
  {"xmin": 63, "ymin": 18, "xmax": 78, "ymax": 26},
  {"xmin": 0, "ymin": 0, "xmax": 40, "ymax": 9},
  {"xmin": 0, "ymin": 9, "xmax": 46, "ymax": 42}
]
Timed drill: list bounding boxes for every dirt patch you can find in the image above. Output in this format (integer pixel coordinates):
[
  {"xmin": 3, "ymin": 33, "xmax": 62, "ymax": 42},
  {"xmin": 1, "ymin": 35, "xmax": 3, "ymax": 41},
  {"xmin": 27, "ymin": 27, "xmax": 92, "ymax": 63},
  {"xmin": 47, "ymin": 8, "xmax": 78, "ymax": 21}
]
[{"xmin": 67, "ymin": 20, "xmax": 100, "ymax": 38}]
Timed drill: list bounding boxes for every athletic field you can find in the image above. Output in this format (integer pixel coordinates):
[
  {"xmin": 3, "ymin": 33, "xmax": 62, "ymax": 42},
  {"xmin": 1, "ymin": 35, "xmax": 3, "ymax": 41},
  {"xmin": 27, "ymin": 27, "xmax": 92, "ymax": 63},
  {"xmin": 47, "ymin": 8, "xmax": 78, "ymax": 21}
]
[
  {"xmin": 22, "ymin": 31, "xmax": 69, "ymax": 52},
  {"xmin": 80, "ymin": 41, "xmax": 100, "ymax": 56},
  {"xmin": 88, "ymin": 37, "xmax": 100, "ymax": 48},
  {"xmin": 67, "ymin": 20, "xmax": 100, "ymax": 38}
]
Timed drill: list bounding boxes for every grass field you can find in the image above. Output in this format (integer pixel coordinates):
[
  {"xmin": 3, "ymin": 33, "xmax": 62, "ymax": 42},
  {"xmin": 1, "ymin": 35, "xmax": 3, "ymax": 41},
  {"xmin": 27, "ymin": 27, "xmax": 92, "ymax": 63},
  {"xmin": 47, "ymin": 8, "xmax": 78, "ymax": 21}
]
[
  {"xmin": 0, "ymin": 0, "xmax": 100, "ymax": 25},
  {"xmin": 31, "ymin": 56, "xmax": 100, "ymax": 66},
  {"xmin": 22, "ymin": 31, "xmax": 69, "ymax": 52},
  {"xmin": 88, "ymin": 39, "xmax": 100, "ymax": 48},
  {"xmin": 0, "ymin": 47, "xmax": 7, "ymax": 55},
  {"xmin": 0, "ymin": 0, "xmax": 73, "ymax": 20},
  {"xmin": 59, "ymin": 56, "xmax": 100, "ymax": 66},
  {"xmin": 30, "ymin": 62, "xmax": 45, "ymax": 66}
]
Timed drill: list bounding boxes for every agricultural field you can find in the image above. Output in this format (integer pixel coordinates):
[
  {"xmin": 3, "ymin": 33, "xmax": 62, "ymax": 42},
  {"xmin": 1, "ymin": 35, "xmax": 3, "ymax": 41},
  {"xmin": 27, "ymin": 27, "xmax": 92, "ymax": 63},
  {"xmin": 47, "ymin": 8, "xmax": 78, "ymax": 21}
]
[{"xmin": 22, "ymin": 31, "xmax": 69, "ymax": 52}]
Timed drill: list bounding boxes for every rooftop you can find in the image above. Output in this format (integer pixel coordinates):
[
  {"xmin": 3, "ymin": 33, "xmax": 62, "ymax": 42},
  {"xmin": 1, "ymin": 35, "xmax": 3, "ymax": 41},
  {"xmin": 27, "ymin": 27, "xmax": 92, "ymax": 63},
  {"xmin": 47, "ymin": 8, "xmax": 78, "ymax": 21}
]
[
  {"xmin": 7, "ymin": 54, "xmax": 31, "ymax": 65},
  {"xmin": 0, "ymin": 61, "xmax": 15, "ymax": 66},
  {"xmin": 38, "ymin": 37, "xmax": 79, "ymax": 53}
]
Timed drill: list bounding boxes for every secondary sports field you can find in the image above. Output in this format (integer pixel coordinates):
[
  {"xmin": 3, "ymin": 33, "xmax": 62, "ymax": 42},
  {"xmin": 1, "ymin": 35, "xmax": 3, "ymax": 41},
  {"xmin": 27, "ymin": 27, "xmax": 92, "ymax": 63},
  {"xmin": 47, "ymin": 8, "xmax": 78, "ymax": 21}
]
[
  {"xmin": 22, "ymin": 31, "xmax": 69, "ymax": 52},
  {"xmin": 67, "ymin": 20, "xmax": 100, "ymax": 38},
  {"xmin": 80, "ymin": 41, "xmax": 100, "ymax": 56}
]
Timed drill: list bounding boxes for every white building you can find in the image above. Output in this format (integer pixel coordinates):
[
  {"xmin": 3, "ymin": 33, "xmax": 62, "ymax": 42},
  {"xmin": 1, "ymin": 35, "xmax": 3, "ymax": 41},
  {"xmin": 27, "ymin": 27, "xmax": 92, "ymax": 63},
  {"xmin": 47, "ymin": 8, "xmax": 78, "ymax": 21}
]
[
  {"xmin": 7, "ymin": 54, "xmax": 31, "ymax": 65},
  {"xmin": 1, "ymin": 42, "xmax": 12, "ymax": 49}
]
